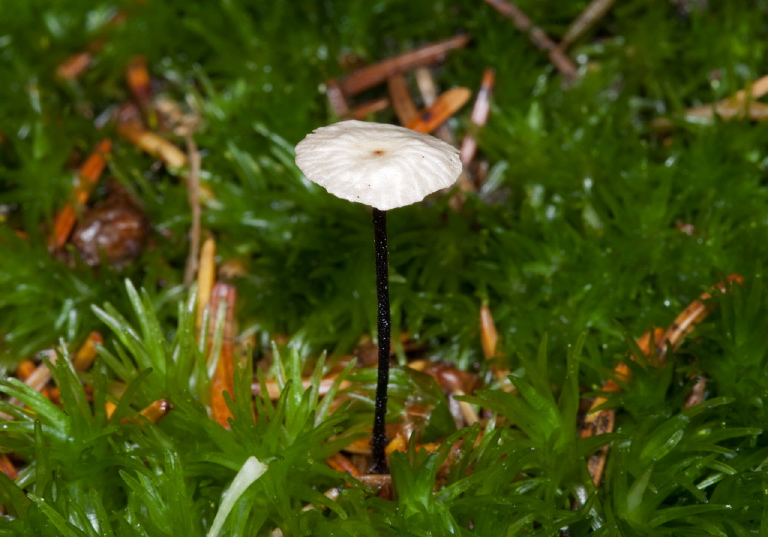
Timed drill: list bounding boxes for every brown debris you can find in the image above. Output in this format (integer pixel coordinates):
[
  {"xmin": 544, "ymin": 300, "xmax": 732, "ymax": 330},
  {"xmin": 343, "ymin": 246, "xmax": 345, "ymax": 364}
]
[
  {"xmin": 117, "ymin": 124, "xmax": 188, "ymax": 168},
  {"xmin": 119, "ymin": 399, "xmax": 172, "ymax": 425},
  {"xmin": 559, "ymin": 0, "xmax": 617, "ymax": 50},
  {"xmin": 55, "ymin": 11, "xmax": 130, "ymax": 80},
  {"xmin": 49, "ymin": 139, "xmax": 113, "ymax": 252},
  {"xmin": 126, "ymin": 55, "xmax": 152, "ymax": 112},
  {"xmin": 684, "ymin": 374, "xmax": 707, "ymax": 408},
  {"xmin": 183, "ymin": 134, "xmax": 203, "ymax": 287},
  {"xmin": 405, "ymin": 87, "xmax": 472, "ymax": 134},
  {"xmin": 252, "ymin": 376, "xmax": 352, "ymax": 401},
  {"xmin": 337, "ymin": 35, "xmax": 470, "ymax": 97},
  {"xmin": 72, "ymin": 332, "xmax": 103, "ymax": 372},
  {"xmin": 325, "ymin": 78, "xmax": 351, "ymax": 117},
  {"xmin": 482, "ymin": 0, "xmax": 578, "ymax": 81},
  {"xmin": 654, "ymin": 75, "xmax": 768, "ymax": 129},
  {"xmin": 460, "ymin": 68, "xmax": 495, "ymax": 169},
  {"xmin": 346, "ymin": 98, "xmax": 391, "ymax": 120},
  {"xmin": 326, "ymin": 452, "xmax": 360, "ymax": 477},
  {"xmin": 479, "ymin": 303, "xmax": 499, "ymax": 361},
  {"xmin": 579, "ymin": 275, "xmax": 743, "ymax": 487},
  {"xmin": 387, "ymin": 73, "xmax": 419, "ymax": 126},
  {"xmin": 208, "ymin": 283, "xmax": 237, "ymax": 428},
  {"xmin": 414, "ymin": 67, "xmax": 456, "ymax": 145},
  {"xmin": 71, "ymin": 184, "xmax": 150, "ymax": 268},
  {"xmin": 196, "ymin": 237, "xmax": 217, "ymax": 331}
]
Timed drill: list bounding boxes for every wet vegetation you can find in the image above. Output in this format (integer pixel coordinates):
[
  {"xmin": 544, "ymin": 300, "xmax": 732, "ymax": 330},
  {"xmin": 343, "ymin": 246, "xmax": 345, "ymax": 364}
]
[{"xmin": 2, "ymin": 0, "xmax": 768, "ymax": 534}]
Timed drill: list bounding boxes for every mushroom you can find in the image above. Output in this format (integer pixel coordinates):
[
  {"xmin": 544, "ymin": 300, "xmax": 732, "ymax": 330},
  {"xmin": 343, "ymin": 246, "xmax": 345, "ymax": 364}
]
[{"xmin": 295, "ymin": 120, "xmax": 462, "ymax": 473}]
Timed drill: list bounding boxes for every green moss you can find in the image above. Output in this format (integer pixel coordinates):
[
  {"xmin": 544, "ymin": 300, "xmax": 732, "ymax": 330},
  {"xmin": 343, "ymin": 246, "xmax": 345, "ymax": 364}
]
[{"xmin": 2, "ymin": 0, "xmax": 768, "ymax": 534}]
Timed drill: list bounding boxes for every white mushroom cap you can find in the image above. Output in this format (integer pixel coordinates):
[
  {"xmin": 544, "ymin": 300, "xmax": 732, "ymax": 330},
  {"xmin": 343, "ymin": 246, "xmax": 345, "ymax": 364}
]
[{"xmin": 295, "ymin": 120, "xmax": 462, "ymax": 211}]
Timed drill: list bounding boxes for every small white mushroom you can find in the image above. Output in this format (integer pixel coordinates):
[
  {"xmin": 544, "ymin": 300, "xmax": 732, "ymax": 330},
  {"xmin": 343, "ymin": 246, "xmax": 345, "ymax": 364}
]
[
  {"xmin": 295, "ymin": 120, "xmax": 462, "ymax": 211},
  {"xmin": 295, "ymin": 120, "xmax": 462, "ymax": 474}
]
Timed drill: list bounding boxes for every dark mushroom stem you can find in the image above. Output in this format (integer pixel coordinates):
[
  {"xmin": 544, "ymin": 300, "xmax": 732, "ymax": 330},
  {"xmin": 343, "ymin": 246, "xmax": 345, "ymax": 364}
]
[{"xmin": 370, "ymin": 207, "xmax": 391, "ymax": 474}]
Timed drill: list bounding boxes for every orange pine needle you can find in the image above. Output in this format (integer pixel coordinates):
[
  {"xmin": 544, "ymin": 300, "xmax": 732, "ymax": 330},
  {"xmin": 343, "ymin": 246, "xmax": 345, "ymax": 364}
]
[
  {"xmin": 56, "ymin": 52, "xmax": 94, "ymax": 80},
  {"xmin": 117, "ymin": 124, "xmax": 187, "ymax": 168},
  {"xmin": 139, "ymin": 399, "xmax": 172, "ymax": 423},
  {"xmin": 326, "ymin": 452, "xmax": 360, "ymax": 476},
  {"xmin": 253, "ymin": 377, "xmax": 352, "ymax": 400},
  {"xmin": 0, "ymin": 454, "xmax": 17, "ymax": 480},
  {"xmin": 15, "ymin": 360, "xmax": 36, "ymax": 381},
  {"xmin": 479, "ymin": 303, "xmax": 499, "ymax": 360},
  {"xmin": 581, "ymin": 274, "xmax": 743, "ymax": 486},
  {"xmin": 406, "ymin": 87, "xmax": 472, "ymax": 134},
  {"xmin": 126, "ymin": 55, "xmax": 152, "ymax": 108},
  {"xmin": 196, "ymin": 237, "xmax": 217, "ymax": 331},
  {"xmin": 208, "ymin": 283, "xmax": 237, "ymax": 428},
  {"xmin": 385, "ymin": 436, "xmax": 407, "ymax": 456},
  {"xmin": 119, "ymin": 399, "xmax": 172, "ymax": 425},
  {"xmin": 72, "ymin": 332, "xmax": 102, "ymax": 372},
  {"xmin": 49, "ymin": 139, "xmax": 112, "ymax": 250}
]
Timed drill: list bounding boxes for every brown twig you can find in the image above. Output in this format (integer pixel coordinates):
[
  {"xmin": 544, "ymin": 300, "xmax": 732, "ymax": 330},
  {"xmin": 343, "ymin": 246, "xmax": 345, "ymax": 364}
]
[
  {"xmin": 482, "ymin": 0, "xmax": 578, "ymax": 81},
  {"xmin": 559, "ymin": 0, "xmax": 617, "ymax": 50},
  {"xmin": 346, "ymin": 98, "xmax": 391, "ymax": 120},
  {"xmin": 338, "ymin": 35, "xmax": 471, "ymax": 97},
  {"xmin": 183, "ymin": 134, "xmax": 202, "ymax": 287}
]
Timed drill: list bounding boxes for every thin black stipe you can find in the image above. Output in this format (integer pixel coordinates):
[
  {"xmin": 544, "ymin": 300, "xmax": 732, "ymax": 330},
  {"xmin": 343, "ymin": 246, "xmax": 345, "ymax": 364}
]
[{"xmin": 370, "ymin": 207, "xmax": 390, "ymax": 474}]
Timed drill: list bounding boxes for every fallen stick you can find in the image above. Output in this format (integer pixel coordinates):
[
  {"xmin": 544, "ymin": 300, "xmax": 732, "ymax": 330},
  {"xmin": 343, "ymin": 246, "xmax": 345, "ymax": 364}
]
[
  {"xmin": 346, "ymin": 98, "xmax": 390, "ymax": 120},
  {"xmin": 183, "ymin": 134, "xmax": 203, "ymax": 286},
  {"xmin": 559, "ymin": 0, "xmax": 617, "ymax": 50},
  {"xmin": 338, "ymin": 35, "xmax": 471, "ymax": 96},
  {"xmin": 482, "ymin": 0, "xmax": 578, "ymax": 81}
]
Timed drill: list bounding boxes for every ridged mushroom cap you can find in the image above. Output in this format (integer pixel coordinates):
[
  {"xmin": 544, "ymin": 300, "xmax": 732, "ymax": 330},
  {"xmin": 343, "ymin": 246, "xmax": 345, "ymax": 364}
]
[{"xmin": 295, "ymin": 120, "xmax": 462, "ymax": 211}]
